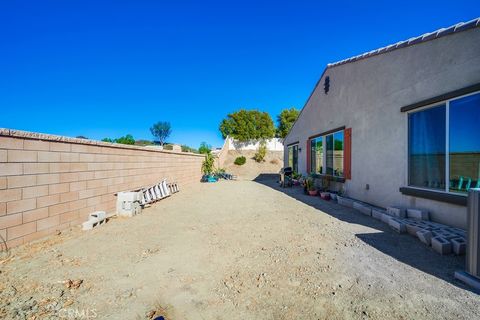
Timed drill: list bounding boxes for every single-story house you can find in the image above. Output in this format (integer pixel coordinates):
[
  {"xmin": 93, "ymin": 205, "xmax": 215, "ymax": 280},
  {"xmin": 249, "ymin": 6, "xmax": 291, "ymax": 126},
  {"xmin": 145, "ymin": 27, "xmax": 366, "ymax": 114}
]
[{"xmin": 283, "ymin": 18, "xmax": 480, "ymax": 228}]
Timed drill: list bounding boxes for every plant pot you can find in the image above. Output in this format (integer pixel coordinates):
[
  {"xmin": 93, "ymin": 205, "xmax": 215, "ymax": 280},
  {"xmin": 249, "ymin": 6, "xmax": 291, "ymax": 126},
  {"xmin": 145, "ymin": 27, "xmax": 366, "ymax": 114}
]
[
  {"xmin": 308, "ymin": 190, "xmax": 318, "ymax": 196},
  {"xmin": 320, "ymin": 192, "xmax": 331, "ymax": 200}
]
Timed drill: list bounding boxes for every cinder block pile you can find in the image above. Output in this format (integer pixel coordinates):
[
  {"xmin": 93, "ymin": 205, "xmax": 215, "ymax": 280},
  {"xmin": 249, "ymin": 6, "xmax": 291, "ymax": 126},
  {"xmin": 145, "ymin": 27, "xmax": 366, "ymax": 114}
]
[{"xmin": 342, "ymin": 198, "xmax": 467, "ymax": 256}]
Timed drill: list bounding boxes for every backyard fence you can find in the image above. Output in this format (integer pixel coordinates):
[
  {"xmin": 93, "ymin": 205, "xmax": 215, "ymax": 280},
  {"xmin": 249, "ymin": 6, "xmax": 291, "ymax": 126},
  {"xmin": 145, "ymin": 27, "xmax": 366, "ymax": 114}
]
[{"xmin": 0, "ymin": 129, "xmax": 204, "ymax": 248}]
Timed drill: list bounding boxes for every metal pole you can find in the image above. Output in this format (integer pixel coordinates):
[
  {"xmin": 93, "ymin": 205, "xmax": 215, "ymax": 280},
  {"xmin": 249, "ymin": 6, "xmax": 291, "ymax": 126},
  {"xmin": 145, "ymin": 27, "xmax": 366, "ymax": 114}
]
[{"xmin": 454, "ymin": 188, "xmax": 480, "ymax": 291}]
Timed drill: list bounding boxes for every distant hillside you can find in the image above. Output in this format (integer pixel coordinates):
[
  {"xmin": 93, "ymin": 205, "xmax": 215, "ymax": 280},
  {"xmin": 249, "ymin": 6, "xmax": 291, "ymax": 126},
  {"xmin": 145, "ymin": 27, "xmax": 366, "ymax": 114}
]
[{"xmin": 222, "ymin": 150, "xmax": 283, "ymax": 180}]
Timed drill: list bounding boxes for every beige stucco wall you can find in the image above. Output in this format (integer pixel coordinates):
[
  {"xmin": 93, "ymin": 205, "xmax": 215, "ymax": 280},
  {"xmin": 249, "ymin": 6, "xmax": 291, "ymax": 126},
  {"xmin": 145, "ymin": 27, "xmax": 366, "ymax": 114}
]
[
  {"xmin": 284, "ymin": 27, "xmax": 480, "ymax": 228},
  {"xmin": 0, "ymin": 129, "xmax": 204, "ymax": 248}
]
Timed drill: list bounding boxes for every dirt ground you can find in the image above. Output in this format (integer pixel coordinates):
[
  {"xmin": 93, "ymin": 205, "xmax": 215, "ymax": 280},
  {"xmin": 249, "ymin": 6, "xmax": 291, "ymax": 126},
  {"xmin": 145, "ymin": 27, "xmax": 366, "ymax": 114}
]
[
  {"xmin": 222, "ymin": 150, "xmax": 283, "ymax": 180},
  {"xmin": 1, "ymin": 176, "xmax": 479, "ymax": 319}
]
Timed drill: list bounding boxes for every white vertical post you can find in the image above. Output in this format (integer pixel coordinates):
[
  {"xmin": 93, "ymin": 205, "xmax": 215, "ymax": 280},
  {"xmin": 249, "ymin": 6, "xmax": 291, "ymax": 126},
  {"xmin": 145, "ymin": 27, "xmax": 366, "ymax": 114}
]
[
  {"xmin": 455, "ymin": 188, "xmax": 480, "ymax": 290},
  {"xmin": 445, "ymin": 102, "xmax": 450, "ymax": 192}
]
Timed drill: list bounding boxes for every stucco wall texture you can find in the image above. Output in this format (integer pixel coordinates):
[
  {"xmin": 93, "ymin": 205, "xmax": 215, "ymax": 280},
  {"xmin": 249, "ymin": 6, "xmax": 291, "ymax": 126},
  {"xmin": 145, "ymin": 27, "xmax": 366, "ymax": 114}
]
[
  {"xmin": 0, "ymin": 129, "xmax": 204, "ymax": 248},
  {"xmin": 284, "ymin": 27, "xmax": 480, "ymax": 228}
]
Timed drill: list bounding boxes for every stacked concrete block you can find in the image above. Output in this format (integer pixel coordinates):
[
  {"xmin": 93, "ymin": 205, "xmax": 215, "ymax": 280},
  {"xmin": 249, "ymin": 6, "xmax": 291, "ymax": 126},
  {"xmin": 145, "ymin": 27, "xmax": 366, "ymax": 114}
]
[
  {"xmin": 82, "ymin": 211, "xmax": 107, "ymax": 230},
  {"xmin": 381, "ymin": 213, "xmax": 392, "ymax": 224},
  {"xmin": 431, "ymin": 236, "xmax": 452, "ymax": 255},
  {"xmin": 405, "ymin": 222, "xmax": 422, "ymax": 237},
  {"xmin": 386, "ymin": 206, "xmax": 406, "ymax": 218},
  {"xmin": 451, "ymin": 237, "xmax": 467, "ymax": 255},
  {"xmin": 371, "ymin": 209, "xmax": 385, "ymax": 220},
  {"xmin": 353, "ymin": 202, "xmax": 372, "ymax": 216},
  {"xmin": 337, "ymin": 196, "xmax": 354, "ymax": 208},
  {"xmin": 388, "ymin": 218, "xmax": 407, "ymax": 234},
  {"xmin": 417, "ymin": 229, "xmax": 433, "ymax": 246},
  {"xmin": 406, "ymin": 208, "xmax": 429, "ymax": 221}
]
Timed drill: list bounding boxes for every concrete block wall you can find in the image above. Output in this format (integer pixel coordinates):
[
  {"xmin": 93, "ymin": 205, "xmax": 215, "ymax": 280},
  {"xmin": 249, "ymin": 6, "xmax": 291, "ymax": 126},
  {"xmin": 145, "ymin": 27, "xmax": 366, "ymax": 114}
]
[{"xmin": 0, "ymin": 129, "xmax": 204, "ymax": 248}]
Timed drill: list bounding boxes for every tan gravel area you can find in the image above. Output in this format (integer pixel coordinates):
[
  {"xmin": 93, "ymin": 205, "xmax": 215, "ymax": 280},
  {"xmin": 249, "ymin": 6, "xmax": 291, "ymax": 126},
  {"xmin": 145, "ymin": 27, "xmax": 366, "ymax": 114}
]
[{"xmin": 1, "ymin": 176, "xmax": 479, "ymax": 319}]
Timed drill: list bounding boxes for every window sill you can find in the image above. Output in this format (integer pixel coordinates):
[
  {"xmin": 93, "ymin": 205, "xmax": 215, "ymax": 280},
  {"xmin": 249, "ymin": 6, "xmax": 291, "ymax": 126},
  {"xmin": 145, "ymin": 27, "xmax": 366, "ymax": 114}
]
[
  {"xmin": 399, "ymin": 186, "xmax": 467, "ymax": 206},
  {"xmin": 310, "ymin": 174, "xmax": 345, "ymax": 183}
]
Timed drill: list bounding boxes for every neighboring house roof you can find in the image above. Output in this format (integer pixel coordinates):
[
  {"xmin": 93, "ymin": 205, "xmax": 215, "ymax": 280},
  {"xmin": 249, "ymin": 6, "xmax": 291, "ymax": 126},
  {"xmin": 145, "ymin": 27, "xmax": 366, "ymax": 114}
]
[{"xmin": 284, "ymin": 17, "xmax": 480, "ymax": 142}]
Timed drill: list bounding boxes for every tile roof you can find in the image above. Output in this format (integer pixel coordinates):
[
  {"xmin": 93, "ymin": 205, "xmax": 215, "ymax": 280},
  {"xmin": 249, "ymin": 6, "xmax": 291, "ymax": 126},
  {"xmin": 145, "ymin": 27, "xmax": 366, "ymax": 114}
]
[{"xmin": 327, "ymin": 17, "xmax": 480, "ymax": 68}]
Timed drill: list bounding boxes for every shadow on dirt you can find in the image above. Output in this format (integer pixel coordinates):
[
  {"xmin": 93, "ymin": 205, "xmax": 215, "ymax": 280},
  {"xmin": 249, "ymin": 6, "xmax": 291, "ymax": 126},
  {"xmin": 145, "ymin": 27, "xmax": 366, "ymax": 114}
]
[{"xmin": 253, "ymin": 173, "xmax": 474, "ymax": 293}]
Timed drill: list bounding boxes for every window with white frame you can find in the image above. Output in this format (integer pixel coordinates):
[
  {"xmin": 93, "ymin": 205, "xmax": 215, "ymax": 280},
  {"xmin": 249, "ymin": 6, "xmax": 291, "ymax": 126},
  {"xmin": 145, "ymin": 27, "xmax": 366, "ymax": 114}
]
[
  {"xmin": 310, "ymin": 129, "xmax": 344, "ymax": 177},
  {"xmin": 408, "ymin": 91, "xmax": 480, "ymax": 194}
]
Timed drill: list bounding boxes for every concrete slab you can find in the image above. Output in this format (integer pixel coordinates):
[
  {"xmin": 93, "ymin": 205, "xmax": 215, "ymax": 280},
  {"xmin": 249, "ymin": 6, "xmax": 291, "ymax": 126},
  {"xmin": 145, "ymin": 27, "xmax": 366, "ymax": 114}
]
[
  {"xmin": 371, "ymin": 209, "xmax": 385, "ymax": 220},
  {"xmin": 337, "ymin": 196, "xmax": 354, "ymax": 208},
  {"xmin": 407, "ymin": 208, "xmax": 429, "ymax": 221},
  {"xmin": 388, "ymin": 218, "xmax": 407, "ymax": 233},
  {"xmin": 432, "ymin": 236, "xmax": 452, "ymax": 255},
  {"xmin": 406, "ymin": 224, "xmax": 422, "ymax": 237},
  {"xmin": 387, "ymin": 206, "xmax": 406, "ymax": 218},
  {"xmin": 353, "ymin": 202, "xmax": 372, "ymax": 216},
  {"xmin": 381, "ymin": 213, "xmax": 392, "ymax": 224}
]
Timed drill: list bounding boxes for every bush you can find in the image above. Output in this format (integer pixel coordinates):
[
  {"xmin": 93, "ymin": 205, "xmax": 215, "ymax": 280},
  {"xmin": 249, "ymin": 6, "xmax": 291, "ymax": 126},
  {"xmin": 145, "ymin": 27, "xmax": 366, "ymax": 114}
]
[
  {"xmin": 253, "ymin": 141, "xmax": 267, "ymax": 162},
  {"xmin": 202, "ymin": 152, "xmax": 215, "ymax": 175},
  {"xmin": 234, "ymin": 156, "xmax": 246, "ymax": 166}
]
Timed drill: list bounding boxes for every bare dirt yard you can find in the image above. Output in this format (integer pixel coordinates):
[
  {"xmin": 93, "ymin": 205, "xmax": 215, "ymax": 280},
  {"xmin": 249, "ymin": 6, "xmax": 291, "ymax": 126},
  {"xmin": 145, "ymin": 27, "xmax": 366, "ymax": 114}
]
[{"xmin": 1, "ymin": 175, "xmax": 479, "ymax": 319}]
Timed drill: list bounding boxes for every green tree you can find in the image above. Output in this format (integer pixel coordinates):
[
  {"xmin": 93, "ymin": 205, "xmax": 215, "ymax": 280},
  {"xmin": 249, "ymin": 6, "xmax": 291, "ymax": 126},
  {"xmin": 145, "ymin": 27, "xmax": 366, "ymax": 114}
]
[
  {"xmin": 150, "ymin": 121, "xmax": 172, "ymax": 146},
  {"xmin": 102, "ymin": 138, "xmax": 114, "ymax": 143},
  {"xmin": 115, "ymin": 134, "xmax": 135, "ymax": 145},
  {"xmin": 198, "ymin": 142, "xmax": 212, "ymax": 154},
  {"xmin": 276, "ymin": 107, "xmax": 300, "ymax": 138},
  {"xmin": 219, "ymin": 109, "xmax": 275, "ymax": 142}
]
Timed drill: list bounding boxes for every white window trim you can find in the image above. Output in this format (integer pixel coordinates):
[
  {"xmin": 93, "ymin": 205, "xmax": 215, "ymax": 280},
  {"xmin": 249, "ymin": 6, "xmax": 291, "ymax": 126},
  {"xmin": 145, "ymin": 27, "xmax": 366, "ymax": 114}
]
[{"xmin": 406, "ymin": 90, "xmax": 480, "ymax": 196}]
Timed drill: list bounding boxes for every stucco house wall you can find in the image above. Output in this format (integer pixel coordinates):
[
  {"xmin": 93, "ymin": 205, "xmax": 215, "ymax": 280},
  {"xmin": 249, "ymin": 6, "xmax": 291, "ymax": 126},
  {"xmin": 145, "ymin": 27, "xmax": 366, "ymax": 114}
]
[{"xmin": 284, "ymin": 25, "xmax": 480, "ymax": 228}]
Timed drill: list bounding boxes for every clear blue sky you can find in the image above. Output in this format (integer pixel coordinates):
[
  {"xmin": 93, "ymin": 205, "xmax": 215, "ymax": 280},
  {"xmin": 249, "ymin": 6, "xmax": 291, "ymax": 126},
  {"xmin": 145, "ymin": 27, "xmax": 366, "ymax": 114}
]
[{"xmin": 1, "ymin": 1, "xmax": 478, "ymax": 148}]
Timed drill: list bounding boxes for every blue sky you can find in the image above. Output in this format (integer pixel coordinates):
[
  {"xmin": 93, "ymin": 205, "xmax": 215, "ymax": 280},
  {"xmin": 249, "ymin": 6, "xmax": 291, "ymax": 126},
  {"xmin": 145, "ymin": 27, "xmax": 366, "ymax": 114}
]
[{"xmin": 1, "ymin": 1, "xmax": 478, "ymax": 148}]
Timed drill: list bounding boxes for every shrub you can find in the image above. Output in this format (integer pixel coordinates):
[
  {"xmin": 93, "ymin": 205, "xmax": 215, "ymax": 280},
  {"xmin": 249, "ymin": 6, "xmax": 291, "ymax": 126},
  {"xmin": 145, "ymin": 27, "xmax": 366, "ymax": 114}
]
[
  {"xmin": 202, "ymin": 152, "xmax": 215, "ymax": 175},
  {"xmin": 234, "ymin": 156, "xmax": 246, "ymax": 166},
  {"xmin": 253, "ymin": 141, "xmax": 267, "ymax": 162}
]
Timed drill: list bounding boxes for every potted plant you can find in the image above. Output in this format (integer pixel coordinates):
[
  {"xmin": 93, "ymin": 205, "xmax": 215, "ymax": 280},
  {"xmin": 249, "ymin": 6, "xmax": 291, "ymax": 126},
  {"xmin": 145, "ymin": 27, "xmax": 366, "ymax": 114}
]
[
  {"xmin": 318, "ymin": 176, "xmax": 332, "ymax": 200},
  {"xmin": 306, "ymin": 177, "xmax": 317, "ymax": 196},
  {"xmin": 201, "ymin": 152, "xmax": 217, "ymax": 182}
]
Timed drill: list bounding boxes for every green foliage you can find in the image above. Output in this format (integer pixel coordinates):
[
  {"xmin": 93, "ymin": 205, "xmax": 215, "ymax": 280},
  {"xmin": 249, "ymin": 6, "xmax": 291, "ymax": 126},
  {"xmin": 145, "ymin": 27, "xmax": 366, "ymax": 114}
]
[
  {"xmin": 202, "ymin": 152, "xmax": 215, "ymax": 175},
  {"xmin": 234, "ymin": 156, "xmax": 246, "ymax": 166},
  {"xmin": 163, "ymin": 144, "xmax": 173, "ymax": 150},
  {"xmin": 102, "ymin": 135, "xmax": 135, "ymax": 145},
  {"xmin": 306, "ymin": 177, "xmax": 315, "ymax": 191},
  {"xmin": 135, "ymin": 139, "xmax": 154, "ymax": 146},
  {"xmin": 253, "ymin": 141, "xmax": 267, "ymax": 162},
  {"xmin": 219, "ymin": 109, "xmax": 275, "ymax": 142},
  {"xmin": 276, "ymin": 107, "xmax": 300, "ymax": 138},
  {"xmin": 150, "ymin": 121, "xmax": 172, "ymax": 146},
  {"xmin": 115, "ymin": 134, "xmax": 135, "ymax": 145},
  {"xmin": 181, "ymin": 145, "xmax": 197, "ymax": 153},
  {"xmin": 215, "ymin": 167, "xmax": 226, "ymax": 174},
  {"xmin": 198, "ymin": 142, "xmax": 212, "ymax": 154}
]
